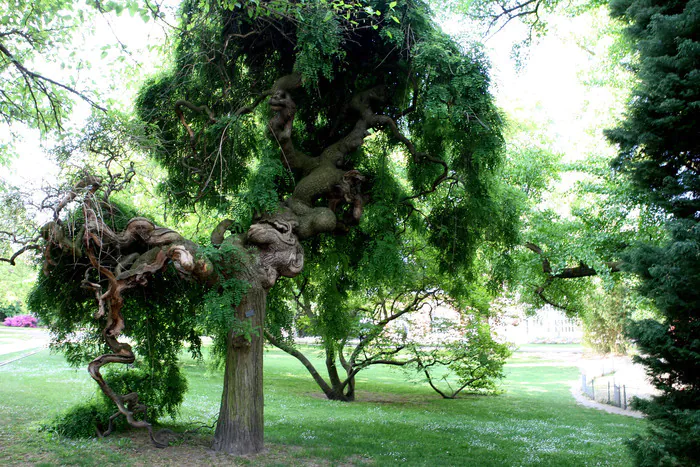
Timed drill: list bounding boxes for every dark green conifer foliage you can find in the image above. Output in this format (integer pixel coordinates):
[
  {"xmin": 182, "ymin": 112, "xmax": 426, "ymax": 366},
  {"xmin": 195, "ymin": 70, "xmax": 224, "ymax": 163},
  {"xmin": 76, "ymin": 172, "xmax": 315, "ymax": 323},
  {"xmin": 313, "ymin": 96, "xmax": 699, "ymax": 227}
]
[
  {"xmin": 607, "ymin": 0, "xmax": 700, "ymax": 219},
  {"xmin": 623, "ymin": 221, "xmax": 700, "ymax": 466},
  {"xmin": 607, "ymin": 0, "xmax": 700, "ymax": 464}
]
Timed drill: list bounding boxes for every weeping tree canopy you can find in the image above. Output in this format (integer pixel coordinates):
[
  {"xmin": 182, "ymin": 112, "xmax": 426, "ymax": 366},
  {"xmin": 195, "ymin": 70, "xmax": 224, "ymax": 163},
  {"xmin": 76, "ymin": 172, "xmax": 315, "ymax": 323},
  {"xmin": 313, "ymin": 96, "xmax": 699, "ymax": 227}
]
[
  {"xmin": 20, "ymin": 0, "xmax": 517, "ymax": 455},
  {"xmin": 136, "ymin": 0, "xmax": 506, "ymax": 241}
]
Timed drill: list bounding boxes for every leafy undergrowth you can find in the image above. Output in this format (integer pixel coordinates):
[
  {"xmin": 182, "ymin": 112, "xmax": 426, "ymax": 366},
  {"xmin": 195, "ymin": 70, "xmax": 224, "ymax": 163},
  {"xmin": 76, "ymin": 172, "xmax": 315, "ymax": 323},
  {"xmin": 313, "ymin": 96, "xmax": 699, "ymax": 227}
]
[{"xmin": 0, "ymin": 332, "xmax": 644, "ymax": 466}]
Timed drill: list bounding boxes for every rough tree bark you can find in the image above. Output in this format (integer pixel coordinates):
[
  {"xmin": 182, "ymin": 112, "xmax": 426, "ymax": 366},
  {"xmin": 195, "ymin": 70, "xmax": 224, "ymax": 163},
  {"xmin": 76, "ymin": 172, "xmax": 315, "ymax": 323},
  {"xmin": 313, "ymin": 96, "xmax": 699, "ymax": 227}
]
[{"xmin": 213, "ymin": 266, "xmax": 267, "ymax": 454}]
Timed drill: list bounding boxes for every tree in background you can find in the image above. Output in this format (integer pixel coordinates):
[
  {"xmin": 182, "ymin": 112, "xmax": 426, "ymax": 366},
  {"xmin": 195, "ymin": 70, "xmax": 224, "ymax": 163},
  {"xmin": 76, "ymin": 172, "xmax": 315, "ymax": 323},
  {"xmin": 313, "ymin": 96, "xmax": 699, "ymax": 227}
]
[
  {"xmin": 513, "ymin": 153, "xmax": 665, "ymax": 343},
  {"xmin": 0, "ymin": 0, "xmax": 105, "ymax": 134},
  {"xmin": 266, "ymin": 229, "xmax": 513, "ymax": 401},
  {"xmin": 6, "ymin": 0, "xmax": 517, "ymax": 455},
  {"xmin": 605, "ymin": 0, "xmax": 700, "ymax": 463}
]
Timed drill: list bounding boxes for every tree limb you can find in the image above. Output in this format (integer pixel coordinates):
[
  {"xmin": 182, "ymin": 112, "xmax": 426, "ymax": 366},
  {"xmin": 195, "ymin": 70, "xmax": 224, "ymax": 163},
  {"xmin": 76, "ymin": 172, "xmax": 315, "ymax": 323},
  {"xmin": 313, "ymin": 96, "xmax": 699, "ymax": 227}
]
[
  {"xmin": 264, "ymin": 330, "xmax": 334, "ymax": 397},
  {"xmin": 0, "ymin": 41, "xmax": 107, "ymax": 130}
]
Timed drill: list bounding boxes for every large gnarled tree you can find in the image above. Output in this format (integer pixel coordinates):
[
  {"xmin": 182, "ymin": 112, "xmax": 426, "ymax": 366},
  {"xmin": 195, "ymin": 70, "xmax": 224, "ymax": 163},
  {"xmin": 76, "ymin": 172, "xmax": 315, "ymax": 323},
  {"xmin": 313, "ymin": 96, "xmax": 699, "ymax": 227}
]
[{"xmin": 16, "ymin": 0, "xmax": 512, "ymax": 456}]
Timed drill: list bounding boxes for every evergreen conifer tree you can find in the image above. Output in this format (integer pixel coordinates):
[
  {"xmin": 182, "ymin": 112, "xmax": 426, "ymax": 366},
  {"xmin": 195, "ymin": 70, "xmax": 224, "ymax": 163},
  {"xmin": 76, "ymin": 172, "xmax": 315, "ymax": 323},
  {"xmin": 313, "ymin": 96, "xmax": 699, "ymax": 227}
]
[{"xmin": 607, "ymin": 0, "xmax": 700, "ymax": 463}]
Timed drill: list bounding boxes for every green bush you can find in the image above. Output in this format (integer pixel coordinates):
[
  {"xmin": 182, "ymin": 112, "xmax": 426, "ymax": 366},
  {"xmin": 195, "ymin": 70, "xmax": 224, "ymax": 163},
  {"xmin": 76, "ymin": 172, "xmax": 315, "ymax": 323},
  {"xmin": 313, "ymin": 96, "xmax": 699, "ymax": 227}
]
[
  {"xmin": 102, "ymin": 363, "xmax": 188, "ymax": 421},
  {"xmin": 41, "ymin": 362, "xmax": 187, "ymax": 439},
  {"xmin": 43, "ymin": 399, "xmax": 126, "ymax": 439},
  {"xmin": 0, "ymin": 301, "xmax": 22, "ymax": 322}
]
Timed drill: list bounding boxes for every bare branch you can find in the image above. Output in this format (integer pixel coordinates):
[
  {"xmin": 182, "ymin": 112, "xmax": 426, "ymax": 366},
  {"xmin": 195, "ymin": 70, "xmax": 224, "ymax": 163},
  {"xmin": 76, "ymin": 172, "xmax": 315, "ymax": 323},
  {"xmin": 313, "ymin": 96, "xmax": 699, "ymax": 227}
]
[
  {"xmin": 526, "ymin": 242, "xmax": 624, "ymax": 310},
  {"xmin": 0, "ymin": 244, "xmax": 42, "ymax": 265},
  {"xmin": 0, "ymin": 42, "xmax": 107, "ymax": 127}
]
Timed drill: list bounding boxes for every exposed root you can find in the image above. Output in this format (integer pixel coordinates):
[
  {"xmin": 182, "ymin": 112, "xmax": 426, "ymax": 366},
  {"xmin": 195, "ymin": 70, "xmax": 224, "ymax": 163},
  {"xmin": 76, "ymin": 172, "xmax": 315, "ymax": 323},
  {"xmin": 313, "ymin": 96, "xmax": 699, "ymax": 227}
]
[{"xmin": 88, "ymin": 334, "xmax": 167, "ymax": 447}]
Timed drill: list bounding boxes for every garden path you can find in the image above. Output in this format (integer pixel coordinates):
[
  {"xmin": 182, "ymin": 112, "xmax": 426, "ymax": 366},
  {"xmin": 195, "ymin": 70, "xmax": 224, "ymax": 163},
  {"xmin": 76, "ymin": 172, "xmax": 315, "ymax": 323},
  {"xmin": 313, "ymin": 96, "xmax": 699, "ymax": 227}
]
[{"xmin": 515, "ymin": 345, "xmax": 654, "ymax": 418}]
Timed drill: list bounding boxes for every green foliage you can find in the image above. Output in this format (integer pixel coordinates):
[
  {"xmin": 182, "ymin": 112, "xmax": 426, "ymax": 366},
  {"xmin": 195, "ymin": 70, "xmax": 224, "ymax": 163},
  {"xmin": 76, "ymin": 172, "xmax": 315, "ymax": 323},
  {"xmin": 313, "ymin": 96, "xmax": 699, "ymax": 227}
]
[
  {"xmin": 201, "ymin": 276, "xmax": 252, "ymax": 361},
  {"xmin": 136, "ymin": 0, "xmax": 518, "ymax": 401},
  {"xmin": 265, "ymin": 279, "xmax": 296, "ymax": 342},
  {"xmin": 607, "ymin": 0, "xmax": 700, "ymax": 220},
  {"xmin": 42, "ymin": 362, "xmax": 188, "ymax": 439},
  {"xmin": 235, "ymin": 145, "xmax": 291, "ymax": 226},
  {"xmin": 294, "ymin": 5, "xmax": 345, "ymax": 86},
  {"xmin": 28, "ymin": 200, "xmax": 204, "ymax": 419},
  {"xmin": 0, "ymin": 301, "xmax": 22, "ymax": 323},
  {"xmin": 628, "ymin": 399, "xmax": 700, "ymax": 467},
  {"xmin": 513, "ymin": 150, "xmax": 665, "ymax": 316},
  {"xmin": 102, "ymin": 363, "xmax": 188, "ymax": 420},
  {"xmin": 42, "ymin": 399, "xmax": 125, "ymax": 439},
  {"xmin": 197, "ymin": 241, "xmax": 256, "ymax": 361},
  {"xmin": 414, "ymin": 320, "xmax": 513, "ymax": 398},
  {"xmin": 581, "ymin": 279, "xmax": 633, "ymax": 354},
  {"xmin": 0, "ymin": 0, "xmax": 85, "ymax": 131},
  {"xmin": 603, "ymin": 0, "xmax": 700, "ymax": 463},
  {"xmin": 622, "ymin": 220, "xmax": 700, "ymax": 465},
  {"xmin": 136, "ymin": 0, "xmax": 512, "ymax": 263}
]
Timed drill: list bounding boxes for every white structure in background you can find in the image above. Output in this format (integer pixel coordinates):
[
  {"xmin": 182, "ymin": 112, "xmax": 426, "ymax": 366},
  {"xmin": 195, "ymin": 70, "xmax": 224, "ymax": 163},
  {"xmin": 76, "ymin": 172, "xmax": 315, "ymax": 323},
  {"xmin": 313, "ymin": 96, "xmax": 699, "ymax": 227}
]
[{"xmin": 492, "ymin": 304, "xmax": 583, "ymax": 344}]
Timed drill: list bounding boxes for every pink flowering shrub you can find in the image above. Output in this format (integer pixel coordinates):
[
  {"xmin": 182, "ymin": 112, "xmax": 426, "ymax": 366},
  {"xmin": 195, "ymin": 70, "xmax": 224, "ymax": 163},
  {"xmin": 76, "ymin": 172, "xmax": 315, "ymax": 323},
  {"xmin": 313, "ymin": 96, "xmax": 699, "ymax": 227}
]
[{"xmin": 3, "ymin": 314, "xmax": 37, "ymax": 328}]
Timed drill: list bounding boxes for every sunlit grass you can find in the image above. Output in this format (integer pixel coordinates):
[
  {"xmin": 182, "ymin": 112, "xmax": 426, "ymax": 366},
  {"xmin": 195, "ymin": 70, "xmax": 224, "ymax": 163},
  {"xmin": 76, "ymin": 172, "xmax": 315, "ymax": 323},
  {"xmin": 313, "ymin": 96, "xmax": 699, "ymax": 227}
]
[{"xmin": 0, "ymin": 331, "xmax": 645, "ymax": 466}]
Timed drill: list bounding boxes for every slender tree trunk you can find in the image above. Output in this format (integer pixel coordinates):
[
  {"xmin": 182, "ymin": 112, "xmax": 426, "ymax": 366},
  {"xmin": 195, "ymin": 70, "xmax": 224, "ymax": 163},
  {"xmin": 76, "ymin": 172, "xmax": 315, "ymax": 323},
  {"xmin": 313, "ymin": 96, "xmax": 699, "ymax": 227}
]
[
  {"xmin": 325, "ymin": 342, "xmax": 355, "ymax": 401},
  {"xmin": 344, "ymin": 374, "xmax": 356, "ymax": 401},
  {"xmin": 264, "ymin": 330, "xmax": 336, "ymax": 398},
  {"xmin": 212, "ymin": 278, "xmax": 267, "ymax": 455}
]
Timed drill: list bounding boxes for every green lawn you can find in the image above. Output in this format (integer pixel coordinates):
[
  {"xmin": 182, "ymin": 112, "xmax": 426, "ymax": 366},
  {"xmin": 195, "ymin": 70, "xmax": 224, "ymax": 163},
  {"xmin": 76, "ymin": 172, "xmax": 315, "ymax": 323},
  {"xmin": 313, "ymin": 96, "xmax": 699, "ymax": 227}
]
[
  {"xmin": 0, "ymin": 335, "xmax": 645, "ymax": 466},
  {"xmin": 0, "ymin": 326, "xmax": 47, "ymax": 358},
  {"xmin": 0, "ymin": 326, "xmax": 39, "ymax": 343}
]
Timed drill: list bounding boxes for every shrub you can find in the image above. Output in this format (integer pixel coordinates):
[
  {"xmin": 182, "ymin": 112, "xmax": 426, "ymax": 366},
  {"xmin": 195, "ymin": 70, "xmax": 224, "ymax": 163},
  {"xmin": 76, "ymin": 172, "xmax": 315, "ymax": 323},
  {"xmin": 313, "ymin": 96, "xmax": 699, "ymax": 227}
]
[
  {"xmin": 42, "ymin": 362, "xmax": 189, "ymax": 439},
  {"xmin": 3, "ymin": 314, "xmax": 37, "ymax": 327},
  {"xmin": 0, "ymin": 301, "xmax": 22, "ymax": 322},
  {"xmin": 102, "ymin": 363, "xmax": 188, "ymax": 420},
  {"xmin": 42, "ymin": 399, "xmax": 126, "ymax": 439}
]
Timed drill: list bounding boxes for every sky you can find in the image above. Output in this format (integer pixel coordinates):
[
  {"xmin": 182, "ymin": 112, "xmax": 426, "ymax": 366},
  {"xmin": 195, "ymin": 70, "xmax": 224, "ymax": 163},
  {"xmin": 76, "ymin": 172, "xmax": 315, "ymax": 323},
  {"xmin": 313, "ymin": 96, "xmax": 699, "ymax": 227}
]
[
  {"xmin": 0, "ymin": 6, "xmax": 171, "ymax": 189},
  {"xmin": 481, "ymin": 9, "xmax": 625, "ymax": 163}
]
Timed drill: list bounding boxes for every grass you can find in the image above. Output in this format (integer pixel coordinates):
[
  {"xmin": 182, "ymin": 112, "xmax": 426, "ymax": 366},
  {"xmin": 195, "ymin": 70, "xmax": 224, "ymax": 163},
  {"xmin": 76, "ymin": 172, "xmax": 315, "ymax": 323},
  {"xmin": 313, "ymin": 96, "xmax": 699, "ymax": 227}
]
[
  {"xmin": 0, "ymin": 349, "xmax": 39, "ymax": 363},
  {"xmin": 0, "ymin": 331, "xmax": 645, "ymax": 466},
  {"xmin": 0, "ymin": 326, "xmax": 46, "ymax": 358},
  {"xmin": 0, "ymin": 326, "xmax": 39, "ymax": 342}
]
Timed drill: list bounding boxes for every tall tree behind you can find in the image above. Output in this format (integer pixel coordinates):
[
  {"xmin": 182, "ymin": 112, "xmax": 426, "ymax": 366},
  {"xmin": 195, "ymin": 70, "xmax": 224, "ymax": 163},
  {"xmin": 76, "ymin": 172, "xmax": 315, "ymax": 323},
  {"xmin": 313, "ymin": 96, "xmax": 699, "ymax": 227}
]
[{"xmin": 606, "ymin": 0, "xmax": 700, "ymax": 464}]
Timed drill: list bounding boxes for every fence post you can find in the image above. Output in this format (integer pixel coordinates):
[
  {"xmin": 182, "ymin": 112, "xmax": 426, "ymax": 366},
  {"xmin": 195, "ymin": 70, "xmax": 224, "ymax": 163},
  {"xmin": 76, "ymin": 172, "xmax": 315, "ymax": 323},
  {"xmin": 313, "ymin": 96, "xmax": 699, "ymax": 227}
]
[
  {"xmin": 613, "ymin": 384, "xmax": 621, "ymax": 407},
  {"xmin": 608, "ymin": 381, "xmax": 611, "ymax": 404},
  {"xmin": 623, "ymin": 385, "xmax": 627, "ymax": 410}
]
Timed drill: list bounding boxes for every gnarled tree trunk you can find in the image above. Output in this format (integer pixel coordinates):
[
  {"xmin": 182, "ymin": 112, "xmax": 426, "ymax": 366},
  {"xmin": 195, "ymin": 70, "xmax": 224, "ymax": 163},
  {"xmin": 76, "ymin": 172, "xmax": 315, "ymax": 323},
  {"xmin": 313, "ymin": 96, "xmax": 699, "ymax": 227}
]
[{"xmin": 213, "ymin": 268, "xmax": 267, "ymax": 454}]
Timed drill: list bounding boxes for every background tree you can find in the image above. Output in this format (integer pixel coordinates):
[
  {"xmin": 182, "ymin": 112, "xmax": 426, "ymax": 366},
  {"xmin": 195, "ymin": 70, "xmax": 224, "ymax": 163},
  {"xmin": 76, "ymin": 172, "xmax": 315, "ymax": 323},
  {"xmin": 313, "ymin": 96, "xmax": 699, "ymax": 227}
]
[
  {"xmin": 11, "ymin": 0, "xmax": 514, "ymax": 456},
  {"xmin": 0, "ymin": 0, "xmax": 104, "ymax": 134},
  {"xmin": 264, "ymin": 116, "xmax": 521, "ymax": 401},
  {"xmin": 413, "ymin": 319, "xmax": 512, "ymax": 399},
  {"xmin": 266, "ymin": 222, "xmax": 514, "ymax": 401},
  {"xmin": 605, "ymin": 0, "xmax": 700, "ymax": 463}
]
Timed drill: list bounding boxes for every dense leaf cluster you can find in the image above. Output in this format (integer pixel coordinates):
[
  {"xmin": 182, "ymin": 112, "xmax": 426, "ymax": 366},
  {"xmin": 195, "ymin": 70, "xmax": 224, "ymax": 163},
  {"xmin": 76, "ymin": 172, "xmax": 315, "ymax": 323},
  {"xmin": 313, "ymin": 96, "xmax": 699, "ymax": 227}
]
[
  {"xmin": 607, "ymin": 0, "xmax": 700, "ymax": 219},
  {"xmin": 623, "ymin": 220, "xmax": 700, "ymax": 465},
  {"xmin": 136, "ymin": 0, "xmax": 512, "ymax": 273}
]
